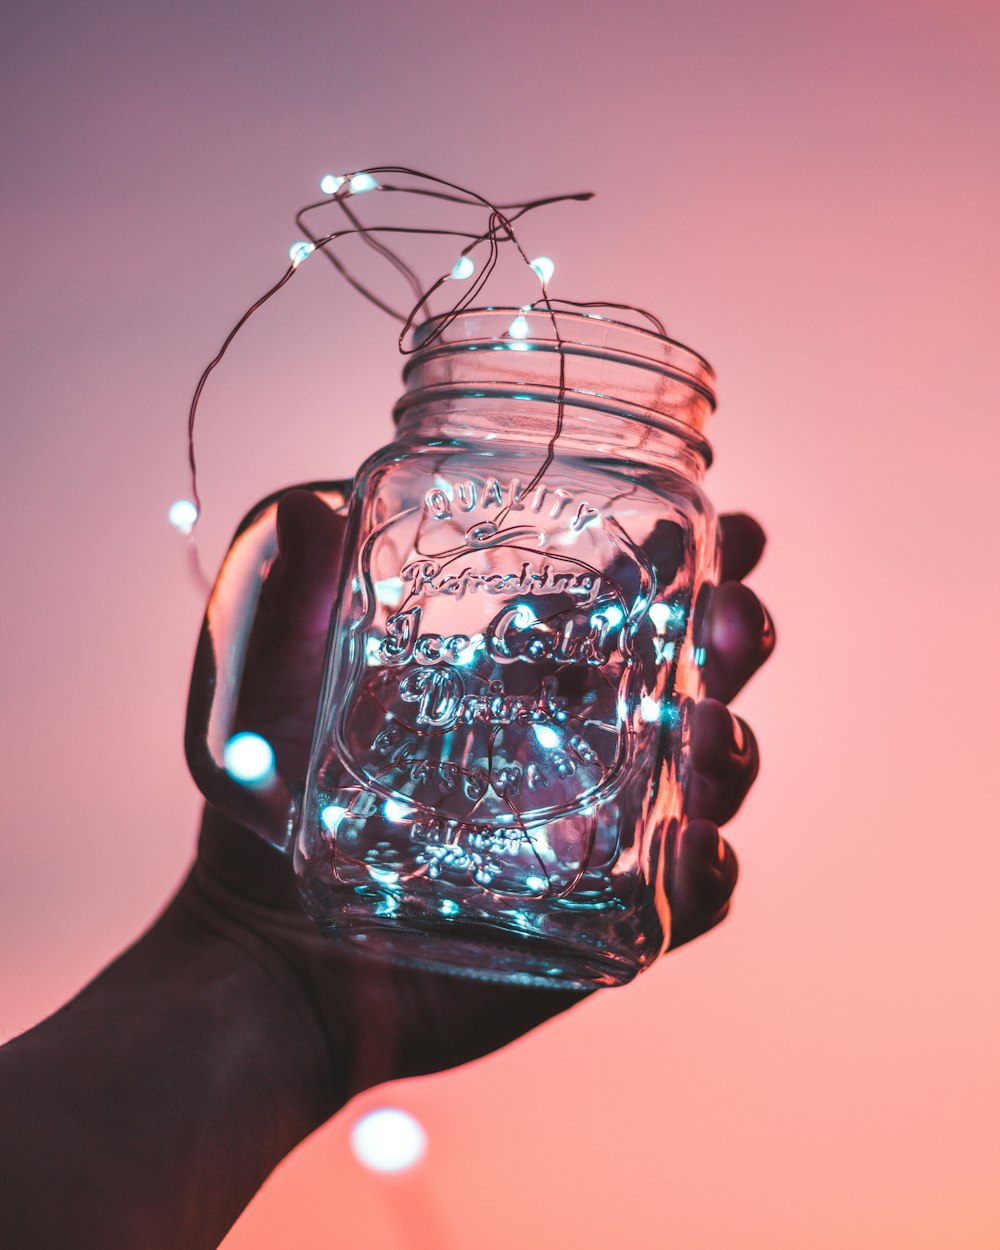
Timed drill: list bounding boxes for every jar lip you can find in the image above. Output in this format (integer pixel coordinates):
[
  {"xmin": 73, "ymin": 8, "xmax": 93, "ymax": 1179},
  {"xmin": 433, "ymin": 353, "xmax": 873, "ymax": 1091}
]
[
  {"xmin": 391, "ymin": 382, "xmax": 714, "ymax": 468},
  {"xmin": 409, "ymin": 305, "xmax": 716, "ymax": 401}
]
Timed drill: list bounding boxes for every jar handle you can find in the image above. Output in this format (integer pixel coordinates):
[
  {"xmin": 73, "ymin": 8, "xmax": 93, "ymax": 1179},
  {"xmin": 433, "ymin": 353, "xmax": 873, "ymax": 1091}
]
[{"xmin": 185, "ymin": 481, "xmax": 351, "ymax": 851}]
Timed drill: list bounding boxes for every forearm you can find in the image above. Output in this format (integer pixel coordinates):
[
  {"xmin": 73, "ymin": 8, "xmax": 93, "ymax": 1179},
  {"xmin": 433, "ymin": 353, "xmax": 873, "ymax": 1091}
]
[{"xmin": 0, "ymin": 874, "xmax": 341, "ymax": 1250}]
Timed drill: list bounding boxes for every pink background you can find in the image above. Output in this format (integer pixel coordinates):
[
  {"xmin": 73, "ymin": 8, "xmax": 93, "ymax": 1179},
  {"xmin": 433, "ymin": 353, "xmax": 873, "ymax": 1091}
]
[{"xmin": 3, "ymin": 1, "xmax": 998, "ymax": 1246}]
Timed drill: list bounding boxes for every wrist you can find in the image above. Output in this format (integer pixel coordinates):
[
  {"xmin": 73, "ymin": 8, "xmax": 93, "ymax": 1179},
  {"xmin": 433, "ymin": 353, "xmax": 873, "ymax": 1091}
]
[
  {"xmin": 0, "ymin": 862, "xmax": 344, "ymax": 1250},
  {"xmin": 167, "ymin": 861, "xmax": 347, "ymax": 1129}
]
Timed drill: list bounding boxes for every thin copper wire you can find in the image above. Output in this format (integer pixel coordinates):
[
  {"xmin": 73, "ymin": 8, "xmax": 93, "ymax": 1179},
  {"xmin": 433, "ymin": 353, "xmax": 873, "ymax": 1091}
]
[
  {"xmin": 186, "ymin": 166, "xmax": 667, "ymax": 515},
  {"xmin": 184, "ymin": 168, "xmax": 666, "ymax": 872}
]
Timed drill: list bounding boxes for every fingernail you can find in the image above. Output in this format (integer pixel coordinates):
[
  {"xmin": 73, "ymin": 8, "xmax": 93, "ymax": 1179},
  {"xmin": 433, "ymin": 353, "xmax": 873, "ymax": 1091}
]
[
  {"xmin": 759, "ymin": 604, "xmax": 776, "ymax": 652},
  {"xmin": 729, "ymin": 711, "xmax": 746, "ymax": 755}
]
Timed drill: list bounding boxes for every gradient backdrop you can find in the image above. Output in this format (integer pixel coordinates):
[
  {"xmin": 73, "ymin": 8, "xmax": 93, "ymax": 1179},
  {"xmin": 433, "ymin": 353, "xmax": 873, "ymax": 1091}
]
[{"xmin": 3, "ymin": 1, "xmax": 998, "ymax": 1246}]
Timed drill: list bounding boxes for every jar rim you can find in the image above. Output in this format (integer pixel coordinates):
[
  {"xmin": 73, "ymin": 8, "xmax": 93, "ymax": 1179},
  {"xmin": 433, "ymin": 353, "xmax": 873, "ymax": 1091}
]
[{"xmin": 409, "ymin": 305, "xmax": 716, "ymax": 410}]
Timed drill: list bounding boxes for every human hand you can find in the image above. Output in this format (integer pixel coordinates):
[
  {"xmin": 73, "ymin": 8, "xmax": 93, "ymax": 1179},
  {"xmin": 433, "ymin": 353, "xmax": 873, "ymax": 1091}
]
[{"xmin": 182, "ymin": 489, "xmax": 774, "ymax": 1102}]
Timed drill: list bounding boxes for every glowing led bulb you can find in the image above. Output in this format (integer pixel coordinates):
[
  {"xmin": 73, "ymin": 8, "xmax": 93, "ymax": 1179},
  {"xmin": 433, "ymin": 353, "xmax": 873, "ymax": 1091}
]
[
  {"xmin": 640, "ymin": 695, "xmax": 661, "ymax": 723},
  {"xmin": 650, "ymin": 601, "xmax": 685, "ymax": 631},
  {"xmin": 168, "ymin": 498, "xmax": 198, "ymax": 535},
  {"xmin": 223, "ymin": 732, "xmax": 275, "ymax": 786},
  {"xmin": 450, "ymin": 255, "xmax": 475, "ymax": 280},
  {"xmin": 534, "ymin": 724, "xmax": 560, "ymax": 749},
  {"xmin": 508, "ymin": 313, "xmax": 530, "ymax": 339},
  {"xmin": 592, "ymin": 604, "xmax": 625, "ymax": 629},
  {"xmin": 383, "ymin": 798, "xmax": 411, "ymax": 823},
  {"xmin": 320, "ymin": 804, "xmax": 349, "ymax": 835},
  {"xmin": 432, "ymin": 475, "xmax": 454, "ymax": 497},
  {"xmin": 530, "ymin": 256, "xmax": 555, "ymax": 284},
  {"xmin": 351, "ymin": 1108, "xmax": 427, "ymax": 1174},
  {"xmin": 349, "ymin": 172, "xmax": 378, "ymax": 193},
  {"xmin": 375, "ymin": 577, "xmax": 404, "ymax": 606},
  {"xmin": 319, "ymin": 173, "xmax": 343, "ymax": 194},
  {"xmin": 288, "ymin": 240, "xmax": 315, "ymax": 266}
]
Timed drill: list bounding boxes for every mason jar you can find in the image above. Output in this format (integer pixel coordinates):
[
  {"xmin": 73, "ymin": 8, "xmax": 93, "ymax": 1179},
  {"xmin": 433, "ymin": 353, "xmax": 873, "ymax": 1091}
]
[{"xmin": 188, "ymin": 308, "xmax": 719, "ymax": 989}]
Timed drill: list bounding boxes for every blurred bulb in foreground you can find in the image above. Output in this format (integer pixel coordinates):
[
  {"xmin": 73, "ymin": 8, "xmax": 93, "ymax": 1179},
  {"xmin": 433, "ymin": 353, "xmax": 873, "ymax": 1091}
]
[
  {"xmin": 223, "ymin": 732, "xmax": 276, "ymax": 787},
  {"xmin": 350, "ymin": 1108, "xmax": 427, "ymax": 1173}
]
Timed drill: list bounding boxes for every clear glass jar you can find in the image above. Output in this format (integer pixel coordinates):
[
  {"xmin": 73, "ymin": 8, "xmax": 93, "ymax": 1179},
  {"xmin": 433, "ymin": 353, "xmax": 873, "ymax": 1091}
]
[{"xmin": 189, "ymin": 308, "xmax": 719, "ymax": 989}]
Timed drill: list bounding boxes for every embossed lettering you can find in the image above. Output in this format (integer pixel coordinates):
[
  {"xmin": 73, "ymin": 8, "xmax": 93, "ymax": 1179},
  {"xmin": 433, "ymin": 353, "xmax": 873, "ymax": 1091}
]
[
  {"xmin": 401, "ymin": 559, "xmax": 602, "ymax": 607},
  {"xmin": 487, "ymin": 606, "xmax": 615, "ymax": 666},
  {"xmin": 398, "ymin": 667, "xmax": 465, "ymax": 727},
  {"xmin": 422, "ymin": 475, "xmax": 602, "ymax": 526}
]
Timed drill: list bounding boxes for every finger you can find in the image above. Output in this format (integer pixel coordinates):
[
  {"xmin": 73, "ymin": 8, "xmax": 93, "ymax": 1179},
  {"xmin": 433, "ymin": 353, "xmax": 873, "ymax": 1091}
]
[
  {"xmin": 269, "ymin": 488, "xmax": 346, "ymax": 641},
  {"xmin": 235, "ymin": 490, "xmax": 346, "ymax": 774},
  {"xmin": 686, "ymin": 698, "xmax": 759, "ymax": 825},
  {"xmin": 667, "ymin": 819, "xmax": 739, "ymax": 950},
  {"xmin": 719, "ymin": 512, "xmax": 766, "ymax": 582},
  {"xmin": 703, "ymin": 581, "xmax": 776, "ymax": 703},
  {"xmin": 243, "ymin": 488, "xmax": 345, "ymax": 670}
]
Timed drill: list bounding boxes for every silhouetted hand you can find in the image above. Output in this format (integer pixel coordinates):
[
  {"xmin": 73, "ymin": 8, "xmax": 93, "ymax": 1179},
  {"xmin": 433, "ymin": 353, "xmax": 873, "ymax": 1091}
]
[
  {"xmin": 182, "ymin": 490, "xmax": 775, "ymax": 1102},
  {"xmin": 0, "ymin": 490, "xmax": 775, "ymax": 1250}
]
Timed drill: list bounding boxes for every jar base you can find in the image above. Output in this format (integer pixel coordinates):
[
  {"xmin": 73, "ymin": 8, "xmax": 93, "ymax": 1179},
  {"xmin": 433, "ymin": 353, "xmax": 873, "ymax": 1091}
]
[{"xmin": 316, "ymin": 916, "xmax": 641, "ymax": 989}]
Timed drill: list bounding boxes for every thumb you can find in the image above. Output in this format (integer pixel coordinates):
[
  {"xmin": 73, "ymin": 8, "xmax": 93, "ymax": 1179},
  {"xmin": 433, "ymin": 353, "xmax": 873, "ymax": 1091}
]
[{"xmin": 234, "ymin": 489, "xmax": 347, "ymax": 781}]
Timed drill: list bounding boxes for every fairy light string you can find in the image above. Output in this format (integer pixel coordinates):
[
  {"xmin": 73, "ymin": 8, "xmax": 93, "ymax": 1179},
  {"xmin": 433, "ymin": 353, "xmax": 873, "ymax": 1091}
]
[
  {"xmin": 183, "ymin": 167, "xmax": 684, "ymax": 901},
  {"xmin": 185, "ymin": 166, "xmax": 667, "ymax": 521}
]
